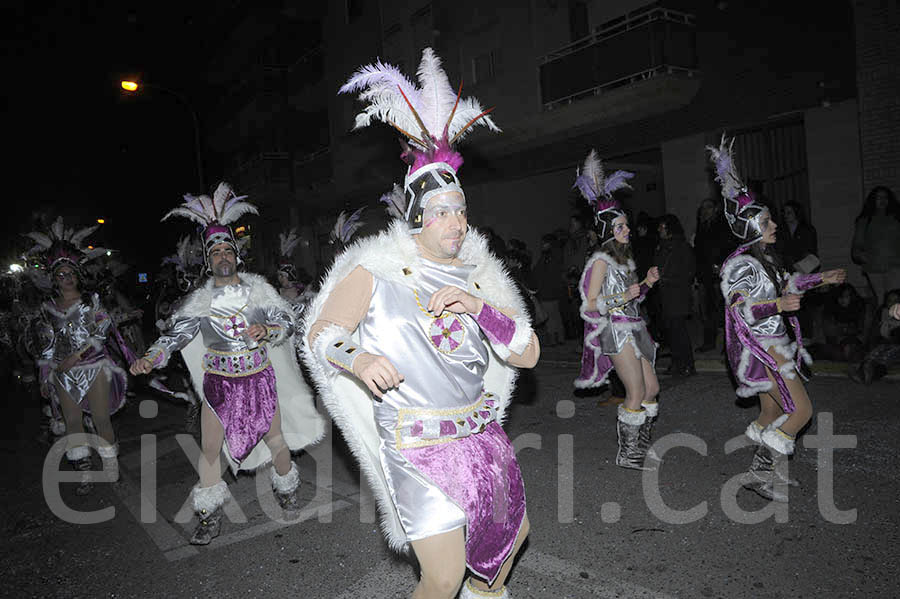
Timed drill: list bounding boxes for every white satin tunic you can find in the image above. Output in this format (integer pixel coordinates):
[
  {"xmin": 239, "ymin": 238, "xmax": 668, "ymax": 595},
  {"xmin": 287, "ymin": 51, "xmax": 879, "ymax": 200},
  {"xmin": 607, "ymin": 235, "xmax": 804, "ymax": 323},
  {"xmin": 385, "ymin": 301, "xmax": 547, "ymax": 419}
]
[{"xmin": 358, "ymin": 260, "xmax": 493, "ymax": 540}]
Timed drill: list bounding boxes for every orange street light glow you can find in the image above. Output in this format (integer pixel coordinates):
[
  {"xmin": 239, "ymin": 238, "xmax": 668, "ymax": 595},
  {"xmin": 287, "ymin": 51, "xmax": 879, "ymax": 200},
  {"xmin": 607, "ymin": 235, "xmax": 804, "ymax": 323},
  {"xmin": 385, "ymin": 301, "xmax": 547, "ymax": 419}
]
[{"xmin": 121, "ymin": 81, "xmax": 139, "ymax": 92}]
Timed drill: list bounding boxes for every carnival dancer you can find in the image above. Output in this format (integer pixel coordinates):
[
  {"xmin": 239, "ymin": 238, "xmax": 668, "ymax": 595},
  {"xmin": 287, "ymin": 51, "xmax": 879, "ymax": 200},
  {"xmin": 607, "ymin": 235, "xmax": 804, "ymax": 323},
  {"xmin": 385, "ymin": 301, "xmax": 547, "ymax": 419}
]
[
  {"xmin": 148, "ymin": 236, "xmax": 206, "ymax": 431},
  {"xmin": 304, "ymin": 48, "xmax": 538, "ymax": 599},
  {"xmin": 26, "ymin": 217, "xmax": 136, "ymax": 494},
  {"xmin": 710, "ymin": 136, "xmax": 845, "ymax": 502},
  {"xmin": 572, "ymin": 150, "xmax": 661, "ymax": 470},
  {"xmin": 276, "ymin": 228, "xmax": 314, "ymax": 322},
  {"xmin": 130, "ymin": 183, "xmax": 325, "ymax": 544}
]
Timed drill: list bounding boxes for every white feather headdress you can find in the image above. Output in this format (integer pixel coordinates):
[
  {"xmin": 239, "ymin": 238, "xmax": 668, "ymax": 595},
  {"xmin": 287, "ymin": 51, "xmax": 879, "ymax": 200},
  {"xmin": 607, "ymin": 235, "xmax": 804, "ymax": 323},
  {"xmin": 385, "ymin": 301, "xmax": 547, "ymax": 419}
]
[
  {"xmin": 340, "ymin": 47, "xmax": 500, "ymax": 154},
  {"xmin": 162, "ymin": 182, "xmax": 257, "ymax": 227}
]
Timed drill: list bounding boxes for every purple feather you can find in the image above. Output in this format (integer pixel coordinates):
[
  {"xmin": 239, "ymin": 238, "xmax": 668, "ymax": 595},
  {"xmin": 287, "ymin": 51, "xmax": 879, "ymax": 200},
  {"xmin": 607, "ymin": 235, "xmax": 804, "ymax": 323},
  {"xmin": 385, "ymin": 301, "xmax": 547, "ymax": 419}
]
[
  {"xmin": 602, "ymin": 170, "xmax": 634, "ymax": 197},
  {"xmin": 573, "ymin": 175, "xmax": 598, "ymax": 205}
]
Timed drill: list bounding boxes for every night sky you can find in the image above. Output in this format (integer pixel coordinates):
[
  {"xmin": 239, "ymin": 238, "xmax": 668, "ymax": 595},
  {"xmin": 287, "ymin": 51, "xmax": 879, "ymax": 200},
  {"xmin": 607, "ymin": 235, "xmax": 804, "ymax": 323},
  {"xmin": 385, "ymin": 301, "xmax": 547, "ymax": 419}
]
[{"xmin": 6, "ymin": 2, "xmax": 217, "ymax": 277}]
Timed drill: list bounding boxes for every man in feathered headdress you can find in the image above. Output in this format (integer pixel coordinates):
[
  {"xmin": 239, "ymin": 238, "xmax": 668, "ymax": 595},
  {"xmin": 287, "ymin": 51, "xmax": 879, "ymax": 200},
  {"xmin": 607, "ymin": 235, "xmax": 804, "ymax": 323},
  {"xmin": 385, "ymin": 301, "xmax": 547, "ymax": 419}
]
[
  {"xmin": 129, "ymin": 182, "xmax": 325, "ymax": 545},
  {"xmin": 302, "ymin": 48, "xmax": 538, "ymax": 599}
]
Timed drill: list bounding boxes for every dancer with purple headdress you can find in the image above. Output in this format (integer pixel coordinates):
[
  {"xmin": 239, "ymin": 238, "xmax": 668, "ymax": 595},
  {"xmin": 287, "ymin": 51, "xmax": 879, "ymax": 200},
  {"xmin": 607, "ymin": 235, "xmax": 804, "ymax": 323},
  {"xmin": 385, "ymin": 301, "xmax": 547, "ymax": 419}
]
[
  {"xmin": 572, "ymin": 150, "xmax": 662, "ymax": 470},
  {"xmin": 304, "ymin": 48, "xmax": 538, "ymax": 599},
  {"xmin": 710, "ymin": 135, "xmax": 845, "ymax": 502},
  {"xmin": 27, "ymin": 217, "xmax": 136, "ymax": 495},
  {"xmin": 130, "ymin": 183, "xmax": 325, "ymax": 544}
]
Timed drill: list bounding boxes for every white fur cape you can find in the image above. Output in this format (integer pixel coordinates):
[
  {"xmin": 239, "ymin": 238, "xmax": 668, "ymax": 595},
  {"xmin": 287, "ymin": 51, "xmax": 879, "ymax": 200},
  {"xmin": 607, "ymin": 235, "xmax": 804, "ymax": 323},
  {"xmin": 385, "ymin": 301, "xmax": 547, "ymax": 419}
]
[
  {"xmin": 300, "ymin": 221, "xmax": 532, "ymax": 552},
  {"xmin": 176, "ymin": 273, "xmax": 326, "ymax": 474}
]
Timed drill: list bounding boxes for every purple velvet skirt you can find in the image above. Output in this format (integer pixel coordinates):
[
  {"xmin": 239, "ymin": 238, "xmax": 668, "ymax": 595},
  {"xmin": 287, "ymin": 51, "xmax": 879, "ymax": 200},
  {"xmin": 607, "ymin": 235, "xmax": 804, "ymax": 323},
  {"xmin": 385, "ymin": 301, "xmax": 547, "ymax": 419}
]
[
  {"xmin": 202, "ymin": 365, "xmax": 277, "ymax": 463},
  {"xmin": 400, "ymin": 421, "xmax": 526, "ymax": 584}
]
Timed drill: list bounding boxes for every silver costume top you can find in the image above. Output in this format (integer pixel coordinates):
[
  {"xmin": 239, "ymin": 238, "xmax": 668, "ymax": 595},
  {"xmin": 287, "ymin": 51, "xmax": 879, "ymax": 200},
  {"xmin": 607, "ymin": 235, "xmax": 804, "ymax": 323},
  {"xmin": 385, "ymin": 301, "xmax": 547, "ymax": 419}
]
[
  {"xmin": 39, "ymin": 293, "xmax": 126, "ymax": 408},
  {"xmin": 721, "ymin": 254, "xmax": 787, "ymax": 338},
  {"xmin": 579, "ymin": 252, "xmax": 656, "ymax": 364},
  {"xmin": 40, "ymin": 294, "xmax": 112, "ymax": 364},
  {"xmin": 358, "ymin": 259, "xmax": 494, "ymax": 541},
  {"xmin": 147, "ymin": 278, "xmax": 293, "ymax": 369}
]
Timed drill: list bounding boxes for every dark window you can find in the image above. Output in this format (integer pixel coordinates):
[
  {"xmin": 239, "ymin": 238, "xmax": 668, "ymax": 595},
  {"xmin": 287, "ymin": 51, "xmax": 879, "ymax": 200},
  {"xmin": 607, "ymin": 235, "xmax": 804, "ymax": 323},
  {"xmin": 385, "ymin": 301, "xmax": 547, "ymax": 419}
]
[{"xmin": 346, "ymin": 0, "xmax": 363, "ymax": 23}]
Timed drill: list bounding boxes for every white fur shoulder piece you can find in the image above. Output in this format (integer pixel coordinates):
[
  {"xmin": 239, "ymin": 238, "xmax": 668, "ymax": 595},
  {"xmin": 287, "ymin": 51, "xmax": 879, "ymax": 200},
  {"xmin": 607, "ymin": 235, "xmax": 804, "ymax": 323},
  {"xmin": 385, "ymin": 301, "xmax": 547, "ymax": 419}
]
[
  {"xmin": 175, "ymin": 272, "xmax": 293, "ymax": 319},
  {"xmin": 585, "ymin": 250, "xmax": 635, "ymax": 273}
]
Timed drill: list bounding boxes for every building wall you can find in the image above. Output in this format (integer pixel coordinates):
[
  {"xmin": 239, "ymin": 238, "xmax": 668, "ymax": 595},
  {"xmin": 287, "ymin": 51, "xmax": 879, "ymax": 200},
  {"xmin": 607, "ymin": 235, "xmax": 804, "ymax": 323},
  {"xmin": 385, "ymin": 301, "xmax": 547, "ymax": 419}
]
[
  {"xmin": 854, "ymin": 0, "xmax": 900, "ymax": 196},
  {"xmin": 805, "ymin": 99, "xmax": 864, "ymax": 288},
  {"xmin": 661, "ymin": 132, "xmax": 712, "ymax": 242},
  {"xmin": 464, "ymin": 161, "xmax": 663, "ymax": 254}
]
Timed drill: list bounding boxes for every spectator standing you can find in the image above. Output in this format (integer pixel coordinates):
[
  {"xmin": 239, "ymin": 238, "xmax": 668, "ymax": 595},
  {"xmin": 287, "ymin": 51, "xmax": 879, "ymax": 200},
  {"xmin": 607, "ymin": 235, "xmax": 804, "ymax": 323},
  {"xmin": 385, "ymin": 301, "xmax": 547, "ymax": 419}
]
[
  {"xmin": 655, "ymin": 214, "xmax": 697, "ymax": 375},
  {"xmin": 852, "ymin": 186, "xmax": 900, "ymax": 303},
  {"xmin": 778, "ymin": 200, "xmax": 820, "ymax": 338},
  {"xmin": 777, "ymin": 201, "xmax": 819, "ymax": 271},
  {"xmin": 694, "ymin": 198, "xmax": 732, "ymax": 351},
  {"xmin": 563, "ymin": 215, "xmax": 591, "ymax": 338},
  {"xmin": 533, "ymin": 233, "xmax": 567, "ymax": 346}
]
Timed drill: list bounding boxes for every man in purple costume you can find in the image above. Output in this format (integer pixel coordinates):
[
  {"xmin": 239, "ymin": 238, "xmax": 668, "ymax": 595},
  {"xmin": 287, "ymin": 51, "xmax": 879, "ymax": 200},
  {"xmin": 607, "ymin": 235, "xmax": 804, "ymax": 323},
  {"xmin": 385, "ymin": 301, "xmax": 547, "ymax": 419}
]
[
  {"xmin": 303, "ymin": 48, "xmax": 540, "ymax": 599},
  {"xmin": 131, "ymin": 183, "xmax": 324, "ymax": 545}
]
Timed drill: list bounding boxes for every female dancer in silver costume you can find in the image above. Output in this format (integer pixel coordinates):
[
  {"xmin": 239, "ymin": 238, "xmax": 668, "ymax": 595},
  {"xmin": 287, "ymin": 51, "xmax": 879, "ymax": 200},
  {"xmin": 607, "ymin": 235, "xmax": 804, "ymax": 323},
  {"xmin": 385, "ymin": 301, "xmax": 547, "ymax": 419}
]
[
  {"xmin": 573, "ymin": 150, "xmax": 661, "ymax": 470},
  {"xmin": 29, "ymin": 219, "xmax": 131, "ymax": 494},
  {"xmin": 710, "ymin": 136, "xmax": 845, "ymax": 501}
]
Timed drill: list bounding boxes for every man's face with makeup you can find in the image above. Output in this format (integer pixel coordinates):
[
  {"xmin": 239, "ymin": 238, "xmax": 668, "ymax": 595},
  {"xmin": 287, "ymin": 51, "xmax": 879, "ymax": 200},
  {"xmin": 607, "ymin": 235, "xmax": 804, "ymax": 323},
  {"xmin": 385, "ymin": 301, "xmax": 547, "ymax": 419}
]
[{"xmin": 416, "ymin": 191, "xmax": 467, "ymax": 259}]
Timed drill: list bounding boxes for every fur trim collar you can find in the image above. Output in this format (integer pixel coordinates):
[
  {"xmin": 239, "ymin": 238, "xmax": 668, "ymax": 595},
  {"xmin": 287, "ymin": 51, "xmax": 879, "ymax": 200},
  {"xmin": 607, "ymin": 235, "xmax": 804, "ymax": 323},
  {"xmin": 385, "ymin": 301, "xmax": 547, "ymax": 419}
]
[
  {"xmin": 175, "ymin": 272, "xmax": 292, "ymax": 320},
  {"xmin": 585, "ymin": 250, "xmax": 635, "ymax": 273},
  {"xmin": 43, "ymin": 293, "xmax": 101, "ymax": 318}
]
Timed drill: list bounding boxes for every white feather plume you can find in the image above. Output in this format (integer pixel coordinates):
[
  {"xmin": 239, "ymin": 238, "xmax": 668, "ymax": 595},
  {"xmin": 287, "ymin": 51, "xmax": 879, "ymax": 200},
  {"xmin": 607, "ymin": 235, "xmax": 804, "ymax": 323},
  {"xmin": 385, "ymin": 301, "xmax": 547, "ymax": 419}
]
[
  {"xmin": 162, "ymin": 182, "xmax": 257, "ymax": 226},
  {"xmin": 340, "ymin": 48, "xmax": 499, "ymax": 146},
  {"xmin": 24, "ymin": 232, "xmax": 53, "ymax": 250},
  {"xmin": 706, "ymin": 134, "xmax": 744, "ymax": 201},
  {"xmin": 280, "ymin": 228, "xmax": 301, "ymax": 257}
]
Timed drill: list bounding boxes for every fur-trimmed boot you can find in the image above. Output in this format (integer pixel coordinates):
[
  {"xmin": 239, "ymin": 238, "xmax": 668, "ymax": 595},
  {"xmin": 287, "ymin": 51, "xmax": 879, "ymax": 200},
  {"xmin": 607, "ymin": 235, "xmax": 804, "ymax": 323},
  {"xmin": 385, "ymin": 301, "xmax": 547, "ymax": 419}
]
[
  {"xmin": 742, "ymin": 423, "xmax": 795, "ymax": 503},
  {"xmin": 66, "ymin": 446, "xmax": 93, "ymax": 496},
  {"xmin": 459, "ymin": 578, "xmax": 509, "ymax": 598},
  {"xmin": 271, "ymin": 462, "xmax": 301, "ymax": 520},
  {"xmin": 616, "ymin": 406, "xmax": 649, "ymax": 470},
  {"xmin": 97, "ymin": 442, "xmax": 119, "ymax": 483},
  {"xmin": 745, "ymin": 416, "xmax": 797, "ymax": 487},
  {"xmin": 190, "ymin": 481, "xmax": 228, "ymax": 545},
  {"xmin": 638, "ymin": 401, "xmax": 660, "ymax": 464}
]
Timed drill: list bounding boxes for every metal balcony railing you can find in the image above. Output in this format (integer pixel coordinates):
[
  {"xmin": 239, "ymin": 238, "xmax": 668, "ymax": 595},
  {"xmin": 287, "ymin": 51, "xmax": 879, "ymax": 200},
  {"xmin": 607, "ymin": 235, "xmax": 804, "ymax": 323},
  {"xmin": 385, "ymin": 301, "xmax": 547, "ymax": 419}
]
[{"xmin": 539, "ymin": 4, "xmax": 698, "ymax": 110}]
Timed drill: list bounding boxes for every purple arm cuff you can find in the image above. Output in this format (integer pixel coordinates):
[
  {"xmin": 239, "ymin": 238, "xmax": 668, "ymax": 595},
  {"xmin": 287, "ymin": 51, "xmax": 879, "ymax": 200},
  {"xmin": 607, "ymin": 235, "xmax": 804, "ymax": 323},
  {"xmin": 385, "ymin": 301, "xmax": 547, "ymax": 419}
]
[
  {"xmin": 638, "ymin": 283, "xmax": 651, "ymax": 300},
  {"xmin": 749, "ymin": 300, "xmax": 780, "ymax": 321},
  {"xmin": 474, "ymin": 302, "xmax": 516, "ymax": 347},
  {"xmin": 789, "ymin": 273, "xmax": 824, "ymax": 293}
]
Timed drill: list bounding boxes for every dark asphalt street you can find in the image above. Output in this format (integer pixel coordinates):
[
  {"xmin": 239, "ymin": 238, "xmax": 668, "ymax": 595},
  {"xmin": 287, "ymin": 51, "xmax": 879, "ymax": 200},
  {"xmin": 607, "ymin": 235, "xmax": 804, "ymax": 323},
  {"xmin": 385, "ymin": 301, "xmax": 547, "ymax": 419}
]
[{"xmin": 2, "ymin": 350, "xmax": 897, "ymax": 598}]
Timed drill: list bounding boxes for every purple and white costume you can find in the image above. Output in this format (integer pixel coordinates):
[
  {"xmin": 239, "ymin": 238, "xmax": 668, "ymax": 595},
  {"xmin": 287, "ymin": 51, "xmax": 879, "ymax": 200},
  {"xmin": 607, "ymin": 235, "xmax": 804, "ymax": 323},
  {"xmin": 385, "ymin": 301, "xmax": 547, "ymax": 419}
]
[
  {"xmin": 721, "ymin": 246, "xmax": 823, "ymax": 412},
  {"xmin": 575, "ymin": 252, "xmax": 655, "ymax": 388},
  {"xmin": 146, "ymin": 273, "xmax": 325, "ymax": 472},
  {"xmin": 303, "ymin": 222, "xmax": 533, "ymax": 584}
]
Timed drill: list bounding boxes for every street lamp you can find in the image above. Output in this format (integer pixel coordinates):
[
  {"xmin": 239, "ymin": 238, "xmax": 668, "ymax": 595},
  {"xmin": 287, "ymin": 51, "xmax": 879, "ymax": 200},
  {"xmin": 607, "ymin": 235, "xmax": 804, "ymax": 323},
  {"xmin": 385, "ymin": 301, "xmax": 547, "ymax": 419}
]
[{"xmin": 120, "ymin": 79, "xmax": 205, "ymax": 189}]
